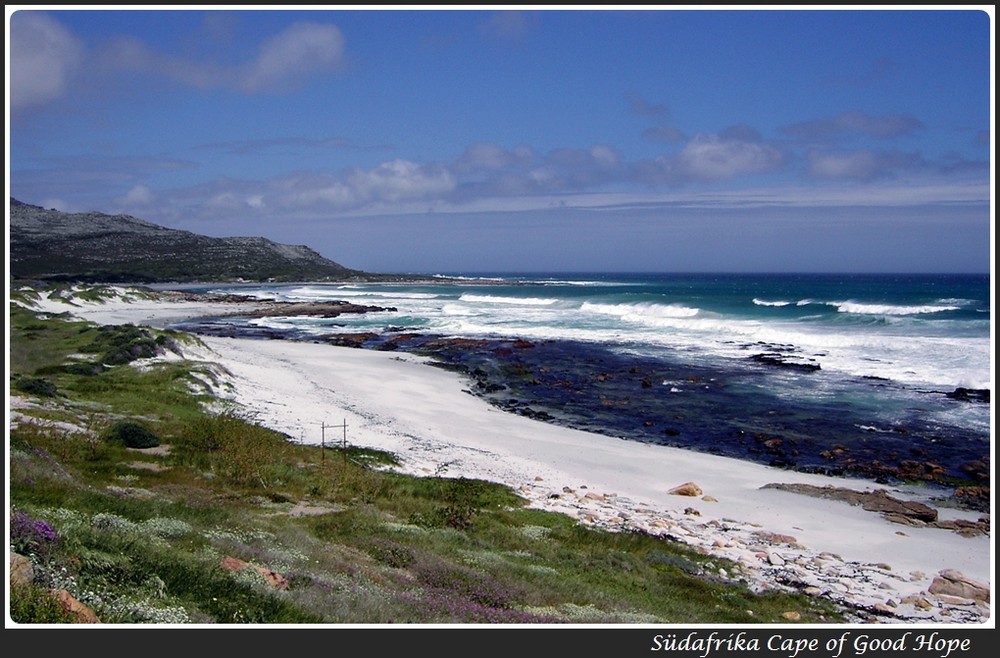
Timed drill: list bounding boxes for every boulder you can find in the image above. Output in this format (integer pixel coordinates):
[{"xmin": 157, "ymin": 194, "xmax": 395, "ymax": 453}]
[
  {"xmin": 220, "ymin": 556, "xmax": 289, "ymax": 590},
  {"xmin": 668, "ymin": 482, "xmax": 703, "ymax": 497},
  {"xmin": 53, "ymin": 589, "xmax": 100, "ymax": 623},
  {"xmin": 929, "ymin": 570, "xmax": 990, "ymax": 603},
  {"xmin": 10, "ymin": 553, "xmax": 35, "ymax": 588},
  {"xmin": 753, "ymin": 531, "xmax": 802, "ymax": 547}
]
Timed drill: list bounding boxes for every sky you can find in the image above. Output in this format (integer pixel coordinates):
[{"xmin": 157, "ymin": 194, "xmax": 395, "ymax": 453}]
[{"xmin": 5, "ymin": 6, "xmax": 994, "ymax": 274}]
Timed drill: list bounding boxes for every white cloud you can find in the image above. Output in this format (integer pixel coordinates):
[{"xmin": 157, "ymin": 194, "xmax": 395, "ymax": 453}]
[
  {"xmin": 39, "ymin": 197, "xmax": 72, "ymax": 213},
  {"xmin": 204, "ymin": 190, "xmax": 269, "ymax": 212},
  {"xmin": 8, "ymin": 11, "xmax": 83, "ymax": 111},
  {"xmin": 807, "ymin": 150, "xmax": 879, "ymax": 180},
  {"xmin": 589, "ymin": 145, "xmax": 620, "ymax": 168},
  {"xmin": 117, "ymin": 184, "xmax": 154, "ymax": 206},
  {"xmin": 287, "ymin": 160, "xmax": 456, "ymax": 210},
  {"xmin": 805, "ymin": 149, "xmax": 928, "ymax": 182},
  {"xmin": 292, "ymin": 182, "xmax": 354, "ymax": 207},
  {"xmin": 240, "ymin": 22, "xmax": 346, "ymax": 92},
  {"xmin": 348, "ymin": 160, "xmax": 456, "ymax": 202},
  {"xmin": 677, "ymin": 134, "xmax": 784, "ymax": 180},
  {"xmin": 454, "ymin": 143, "xmax": 535, "ymax": 173},
  {"xmin": 93, "ymin": 21, "xmax": 347, "ymax": 94}
]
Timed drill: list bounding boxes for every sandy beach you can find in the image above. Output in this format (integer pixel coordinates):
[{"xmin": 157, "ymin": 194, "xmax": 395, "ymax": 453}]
[{"xmin": 18, "ymin": 288, "xmax": 994, "ymax": 624}]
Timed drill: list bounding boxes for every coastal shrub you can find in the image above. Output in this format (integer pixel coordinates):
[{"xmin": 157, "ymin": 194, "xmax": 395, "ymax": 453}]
[
  {"xmin": 176, "ymin": 411, "xmax": 248, "ymax": 455},
  {"xmin": 409, "ymin": 477, "xmax": 520, "ymax": 530},
  {"xmin": 79, "ymin": 324, "xmax": 161, "ymax": 366},
  {"xmin": 14, "ymin": 376, "xmax": 59, "ymax": 397},
  {"xmin": 63, "ymin": 361, "xmax": 106, "ymax": 376},
  {"xmin": 439, "ymin": 484, "xmax": 479, "ymax": 530},
  {"xmin": 103, "ymin": 420, "xmax": 160, "ymax": 449},
  {"xmin": 215, "ymin": 424, "xmax": 290, "ymax": 488},
  {"xmin": 176, "ymin": 411, "xmax": 292, "ymax": 488}
]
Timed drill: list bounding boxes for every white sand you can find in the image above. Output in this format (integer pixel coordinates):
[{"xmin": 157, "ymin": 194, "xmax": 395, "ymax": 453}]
[{"xmin": 15, "ymin": 287, "xmax": 994, "ymax": 624}]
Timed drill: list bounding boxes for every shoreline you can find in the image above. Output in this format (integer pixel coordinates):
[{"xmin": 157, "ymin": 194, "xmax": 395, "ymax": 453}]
[{"xmin": 15, "ymin": 286, "xmax": 994, "ymax": 624}]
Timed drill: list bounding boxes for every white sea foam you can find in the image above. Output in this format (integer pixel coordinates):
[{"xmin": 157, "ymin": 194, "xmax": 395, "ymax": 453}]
[
  {"xmin": 525, "ymin": 278, "xmax": 636, "ymax": 287},
  {"xmin": 431, "ymin": 273, "xmax": 506, "ymax": 282},
  {"xmin": 459, "ymin": 294, "xmax": 560, "ymax": 306},
  {"xmin": 579, "ymin": 301, "xmax": 701, "ymax": 320},
  {"xmin": 752, "ymin": 298, "xmax": 792, "ymax": 307},
  {"xmin": 429, "ymin": 295, "xmax": 987, "ymax": 391},
  {"xmin": 441, "ymin": 303, "xmax": 477, "ymax": 316},
  {"xmin": 329, "ymin": 289, "xmax": 441, "ymax": 300},
  {"xmin": 829, "ymin": 301, "xmax": 961, "ymax": 316}
]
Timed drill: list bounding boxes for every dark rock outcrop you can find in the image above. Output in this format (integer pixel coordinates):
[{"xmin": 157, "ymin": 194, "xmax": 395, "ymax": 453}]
[
  {"xmin": 236, "ymin": 301, "xmax": 396, "ymax": 319},
  {"xmin": 748, "ymin": 352, "xmax": 821, "ymax": 372},
  {"xmin": 945, "ymin": 387, "xmax": 990, "ymax": 403},
  {"xmin": 761, "ymin": 482, "xmax": 990, "ymax": 536}
]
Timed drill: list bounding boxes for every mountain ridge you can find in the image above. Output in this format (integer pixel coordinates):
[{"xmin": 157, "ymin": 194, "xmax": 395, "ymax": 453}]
[{"xmin": 8, "ymin": 198, "xmax": 397, "ymax": 284}]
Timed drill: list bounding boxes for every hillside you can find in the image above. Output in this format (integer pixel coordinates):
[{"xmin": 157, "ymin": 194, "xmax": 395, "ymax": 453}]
[{"xmin": 8, "ymin": 198, "xmax": 380, "ymax": 283}]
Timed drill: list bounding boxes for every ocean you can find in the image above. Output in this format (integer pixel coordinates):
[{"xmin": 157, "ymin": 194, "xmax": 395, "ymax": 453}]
[{"xmin": 181, "ymin": 272, "xmax": 992, "ymax": 493}]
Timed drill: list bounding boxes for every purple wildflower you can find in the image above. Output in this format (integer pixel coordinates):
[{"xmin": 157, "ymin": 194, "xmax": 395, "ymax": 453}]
[{"xmin": 10, "ymin": 511, "xmax": 60, "ymax": 559}]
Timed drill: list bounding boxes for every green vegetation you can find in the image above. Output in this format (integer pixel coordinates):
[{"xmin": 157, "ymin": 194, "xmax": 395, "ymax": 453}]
[
  {"xmin": 8, "ymin": 285, "xmax": 844, "ymax": 625},
  {"xmin": 103, "ymin": 421, "xmax": 161, "ymax": 449}
]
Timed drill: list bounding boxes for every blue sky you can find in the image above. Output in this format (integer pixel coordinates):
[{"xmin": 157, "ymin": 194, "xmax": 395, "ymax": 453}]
[{"xmin": 6, "ymin": 6, "xmax": 994, "ymax": 274}]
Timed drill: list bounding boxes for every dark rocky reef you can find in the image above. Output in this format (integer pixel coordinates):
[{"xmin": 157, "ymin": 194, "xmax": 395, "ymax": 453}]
[
  {"xmin": 235, "ymin": 301, "xmax": 397, "ymax": 319},
  {"xmin": 742, "ymin": 341, "xmax": 822, "ymax": 372},
  {"xmin": 945, "ymin": 387, "xmax": 990, "ymax": 404}
]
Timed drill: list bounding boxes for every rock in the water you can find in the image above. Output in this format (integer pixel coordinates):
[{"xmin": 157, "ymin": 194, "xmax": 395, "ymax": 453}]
[{"xmin": 945, "ymin": 387, "xmax": 990, "ymax": 403}]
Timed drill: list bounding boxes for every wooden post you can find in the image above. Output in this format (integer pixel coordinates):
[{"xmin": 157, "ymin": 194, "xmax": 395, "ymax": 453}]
[
  {"xmin": 321, "ymin": 421, "xmax": 325, "ymax": 465},
  {"xmin": 342, "ymin": 418, "xmax": 347, "ymax": 465}
]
